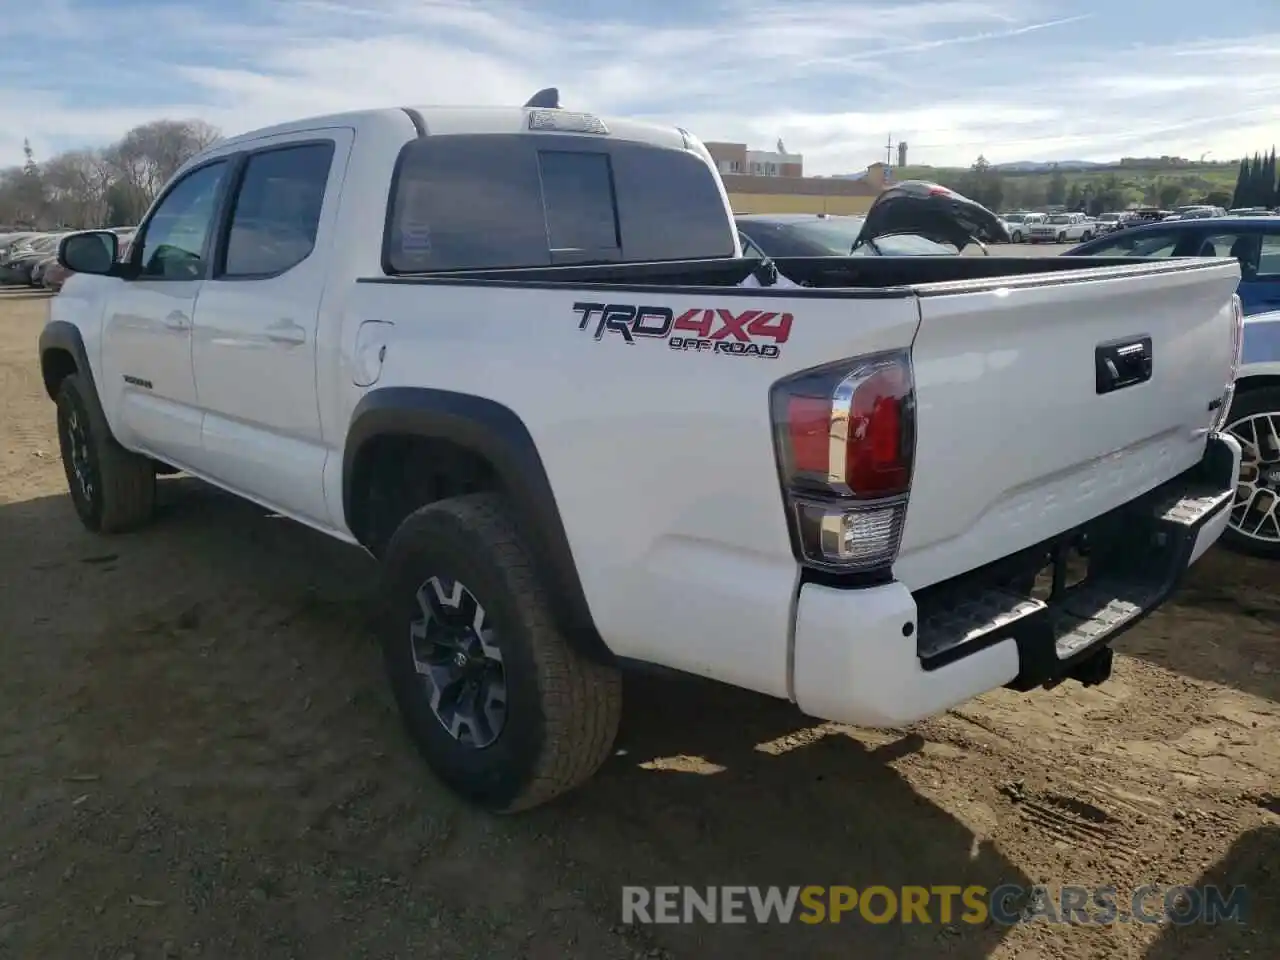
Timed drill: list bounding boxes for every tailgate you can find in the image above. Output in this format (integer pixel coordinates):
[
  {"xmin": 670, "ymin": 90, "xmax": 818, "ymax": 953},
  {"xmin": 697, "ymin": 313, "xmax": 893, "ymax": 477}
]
[{"xmin": 895, "ymin": 259, "xmax": 1240, "ymax": 590}]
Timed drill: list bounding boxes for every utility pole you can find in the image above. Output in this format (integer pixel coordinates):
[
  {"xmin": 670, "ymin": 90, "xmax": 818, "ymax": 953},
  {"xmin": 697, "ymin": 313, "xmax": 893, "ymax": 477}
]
[{"xmin": 885, "ymin": 133, "xmax": 893, "ymax": 167}]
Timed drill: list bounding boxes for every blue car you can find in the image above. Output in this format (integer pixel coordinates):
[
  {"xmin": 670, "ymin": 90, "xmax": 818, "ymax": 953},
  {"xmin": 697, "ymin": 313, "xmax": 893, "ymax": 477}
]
[{"xmin": 1066, "ymin": 216, "xmax": 1280, "ymax": 316}]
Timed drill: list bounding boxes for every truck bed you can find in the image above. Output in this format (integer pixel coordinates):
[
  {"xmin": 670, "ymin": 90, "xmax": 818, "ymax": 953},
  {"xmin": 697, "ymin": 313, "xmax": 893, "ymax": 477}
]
[{"xmin": 359, "ymin": 254, "xmax": 1181, "ymax": 292}]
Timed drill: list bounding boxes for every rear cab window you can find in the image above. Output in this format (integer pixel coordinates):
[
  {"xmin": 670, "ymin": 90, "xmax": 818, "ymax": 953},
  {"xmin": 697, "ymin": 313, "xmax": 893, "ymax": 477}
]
[{"xmin": 384, "ymin": 133, "xmax": 735, "ymax": 273}]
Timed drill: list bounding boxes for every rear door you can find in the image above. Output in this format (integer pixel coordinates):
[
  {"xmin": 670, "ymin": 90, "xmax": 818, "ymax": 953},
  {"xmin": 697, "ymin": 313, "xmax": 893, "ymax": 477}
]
[
  {"xmin": 190, "ymin": 130, "xmax": 351, "ymax": 527},
  {"xmin": 896, "ymin": 259, "xmax": 1241, "ymax": 589}
]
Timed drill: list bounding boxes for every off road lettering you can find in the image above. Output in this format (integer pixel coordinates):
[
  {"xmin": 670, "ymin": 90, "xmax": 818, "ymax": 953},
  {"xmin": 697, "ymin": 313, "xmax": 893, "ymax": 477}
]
[{"xmin": 575, "ymin": 302, "xmax": 792, "ymax": 357}]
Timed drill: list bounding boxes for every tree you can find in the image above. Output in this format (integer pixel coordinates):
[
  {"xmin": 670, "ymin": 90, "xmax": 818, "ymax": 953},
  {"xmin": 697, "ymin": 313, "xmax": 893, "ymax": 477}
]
[
  {"xmin": 1046, "ymin": 165, "xmax": 1066, "ymax": 206},
  {"xmin": 1230, "ymin": 156, "xmax": 1250, "ymax": 209},
  {"xmin": 1250, "ymin": 152, "xmax": 1267, "ymax": 207},
  {"xmin": 952, "ymin": 155, "xmax": 1004, "ymax": 211},
  {"xmin": 1157, "ymin": 181, "xmax": 1185, "ymax": 208},
  {"xmin": 0, "ymin": 118, "xmax": 222, "ymax": 228},
  {"xmin": 1065, "ymin": 182, "xmax": 1082, "ymax": 211}
]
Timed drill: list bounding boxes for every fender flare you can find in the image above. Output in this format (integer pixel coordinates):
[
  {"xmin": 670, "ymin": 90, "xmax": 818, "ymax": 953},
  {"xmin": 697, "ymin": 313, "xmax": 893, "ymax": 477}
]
[
  {"xmin": 38, "ymin": 320, "xmax": 96, "ymax": 401},
  {"xmin": 342, "ymin": 387, "xmax": 611, "ymax": 662}
]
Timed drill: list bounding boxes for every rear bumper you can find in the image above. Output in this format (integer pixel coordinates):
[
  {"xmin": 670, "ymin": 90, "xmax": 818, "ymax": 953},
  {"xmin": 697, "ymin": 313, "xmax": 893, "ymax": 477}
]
[{"xmin": 791, "ymin": 432, "xmax": 1240, "ymax": 728}]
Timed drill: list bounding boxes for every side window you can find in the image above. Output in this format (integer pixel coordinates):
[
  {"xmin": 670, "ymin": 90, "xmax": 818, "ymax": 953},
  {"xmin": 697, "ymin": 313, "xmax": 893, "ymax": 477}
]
[
  {"xmin": 384, "ymin": 134, "xmax": 737, "ymax": 273},
  {"xmin": 223, "ymin": 142, "xmax": 335, "ymax": 277},
  {"xmin": 1199, "ymin": 233, "xmax": 1261, "ymax": 275},
  {"xmin": 538, "ymin": 151, "xmax": 619, "ymax": 258},
  {"xmin": 1257, "ymin": 234, "xmax": 1280, "ymax": 279},
  {"xmin": 386, "ymin": 136, "xmax": 547, "ymax": 273},
  {"xmin": 610, "ymin": 143, "xmax": 737, "ymax": 261},
  {"xmin": 1084, "ymin": 231, "xmax": 1180, "ymax": 257},
  {"xmin": 137, "ymin": 161, "xmax": 228, "ymax": 280}
]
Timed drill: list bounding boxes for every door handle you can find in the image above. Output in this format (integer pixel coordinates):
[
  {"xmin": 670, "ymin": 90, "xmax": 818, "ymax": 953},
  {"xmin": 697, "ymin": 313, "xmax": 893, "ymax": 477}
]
[
  {"xmin": 163, "ymin": 310, "xmax": 190, "ymax": 331},
  {"xmin": 266, "ymin": 318, "xmax": 306, "ymax": 345}
]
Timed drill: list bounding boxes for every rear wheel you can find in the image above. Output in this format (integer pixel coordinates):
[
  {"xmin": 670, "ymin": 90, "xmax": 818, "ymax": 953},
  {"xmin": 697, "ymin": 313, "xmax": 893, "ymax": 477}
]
[
  {"xmin": 1011, "ymin": 230, "xmax": 1023, "ymax": 243},
  {"xmin": 1081, "ymin": 231, "xmax": 1094, "ymax": 241},
  {"xmin": 1221, "ymin": 386, "xmax": 1280, "ymax": 559},
  {"xmin": 55, "ymin": 373, "xmax": 156, "ymax": 533},
  {"xmin": 381, "ymin": 493, "xmax": 622, "ymax": 812}
]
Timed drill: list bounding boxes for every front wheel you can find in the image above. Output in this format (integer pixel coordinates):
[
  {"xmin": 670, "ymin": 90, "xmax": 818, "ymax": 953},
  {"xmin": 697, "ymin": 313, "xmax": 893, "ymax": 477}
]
[
  {"xmin": 381, "ymin": 493, "xmax": 623, "ymax": 812},
  {"xmin": 1220, "ymin": 386, "xmax": 1280, "ymax": 559},
  {"xmin": 55, "ymin": 373, "xmax": 156, "ymax": 533},
  {"xmin": 1011, "ymin": 231, "xmax": 1023, "ymax": 243},
  {"xmin": 1057, "ymin": 232, "xmax": 1067, "ymax": 243}
]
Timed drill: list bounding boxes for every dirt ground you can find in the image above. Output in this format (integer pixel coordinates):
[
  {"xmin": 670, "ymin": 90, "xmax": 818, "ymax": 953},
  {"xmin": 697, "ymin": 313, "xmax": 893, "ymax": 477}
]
[{"xmin": 0, "ymin": 288, "xmax": 1276, "ymax": 960}]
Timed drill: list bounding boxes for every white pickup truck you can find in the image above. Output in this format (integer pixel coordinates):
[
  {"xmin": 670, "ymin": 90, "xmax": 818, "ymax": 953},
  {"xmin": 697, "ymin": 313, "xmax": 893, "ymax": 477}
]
[
  {"xmin": 1027, "ymin": 212, "xmax": 1097, "ymax": 244},
  {"xmin": 41, "ymin": 95, "xmax": 1245, "ymax": 813}
]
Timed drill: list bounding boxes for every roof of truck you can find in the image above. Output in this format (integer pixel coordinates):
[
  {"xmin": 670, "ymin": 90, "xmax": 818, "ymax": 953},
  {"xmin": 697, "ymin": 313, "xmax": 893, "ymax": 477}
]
[{"xmin": 209, "ymin": 104, "xmax": 689, "ymax": 153}]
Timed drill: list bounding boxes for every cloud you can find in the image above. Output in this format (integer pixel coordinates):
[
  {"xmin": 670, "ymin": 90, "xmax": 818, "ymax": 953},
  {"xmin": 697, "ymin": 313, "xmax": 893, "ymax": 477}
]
[{"xmin": 0, "ymin": 0, "xmax": 1277, "ymax": 174}]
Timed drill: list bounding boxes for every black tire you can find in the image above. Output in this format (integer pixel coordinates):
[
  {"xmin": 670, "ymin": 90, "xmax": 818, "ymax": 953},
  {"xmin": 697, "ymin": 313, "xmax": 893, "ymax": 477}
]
[
  {"xmin": 1219, "ymin": 385, "xmax": 1280, "ymax": 559},
  {"xmin": 1011, "ymin": 231, "xmax": 1023, "ymax": 243},
  {"xmin": 381, "ymin": 492, "xmax": 622, "ymax": 812},
  {"xmin": 1057, "ymin": 233, "xmax": 1067, "ymax": 243},
  {"xmin": 55, "ymin": 373, "xmax": 156, "ymax": 533}
]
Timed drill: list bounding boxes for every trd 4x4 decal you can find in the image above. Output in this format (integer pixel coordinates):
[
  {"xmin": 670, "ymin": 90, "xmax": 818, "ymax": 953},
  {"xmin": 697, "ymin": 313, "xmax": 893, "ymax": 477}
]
[{"xmin": 572, "ymin": 302, "xmax": 791, "ymax": 359}]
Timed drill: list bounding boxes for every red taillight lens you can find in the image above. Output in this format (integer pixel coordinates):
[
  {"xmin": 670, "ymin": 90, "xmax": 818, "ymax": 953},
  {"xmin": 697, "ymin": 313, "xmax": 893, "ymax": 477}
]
[
  {"xmin": 771, "ymin": 351, "xmax": 916, "ymax": 573},
  {"xmin": 844, "ymin": 362, "xmax": 912, "ymax": 496}
]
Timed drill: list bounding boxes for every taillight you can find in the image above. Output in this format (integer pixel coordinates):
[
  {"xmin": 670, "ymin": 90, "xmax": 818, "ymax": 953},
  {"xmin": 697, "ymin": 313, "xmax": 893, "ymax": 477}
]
[
  {"xmin": 1212, "ymin": 293, "xmax": 1245, "ymax": 432},
  {"xmin": 769, "ymin": 350, "xmax": 916, "ymax": 573}
]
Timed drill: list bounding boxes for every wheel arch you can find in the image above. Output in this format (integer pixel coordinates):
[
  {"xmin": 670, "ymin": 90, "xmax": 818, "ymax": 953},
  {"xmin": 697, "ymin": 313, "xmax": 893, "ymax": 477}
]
[
  {"xmin": 343, "ymin": 387, "xmax": 612, "ymax": 662},
  {"xmin": 38, "ymin": 320, "xmax": 95, "ymax": 401}
]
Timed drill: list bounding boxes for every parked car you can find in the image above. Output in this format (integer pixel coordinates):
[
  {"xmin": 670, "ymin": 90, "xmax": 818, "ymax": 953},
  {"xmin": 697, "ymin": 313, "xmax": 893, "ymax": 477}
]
[
  {"xmin": 1226, "ymin": 307, "xmax": 1280, "ymax": 557},
  {"xmin": 1027, "ymin": 213, "xmax": 1095, "ymax": 244},
  {"xmin": 999, "ymin": 212, "xmax": 1035, "ymax": 243},
  {"xmin": 42, "ymin": 259, "xmax": 73, "ymax": 292},
  {"xmin": 1164, "ymin": 205, "xmax": 1226, "ymax": 222},
  {"xmin": 0, "ymin": 233, "xmax": 64, "ymax": 285},
  {"xmin": 1117, "ymin": 209, "xmax": 1171, "ymax": 230},
  {"xmin": 30, "ymin": 255, "xmax": 59, "ymax": 287},
  {"xmin": 1094, "ymin": 212, "xmax": 1125, "ymax": 234},
  {"xmin": 41, "ymin": 95, "xmax": 1243, "ymax": 812},
  {"xmin": 1067, "ymin": 216, "xmax": 1280, "ymax": 315},
  {"xmin": 734, "ymin": 212, "xmax": 957, "ymax": 258}
]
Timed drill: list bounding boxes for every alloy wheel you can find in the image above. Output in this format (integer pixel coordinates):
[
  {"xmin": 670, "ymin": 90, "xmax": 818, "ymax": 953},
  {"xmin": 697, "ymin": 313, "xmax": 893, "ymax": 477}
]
[
  {"xmin": 1226, "ymin": 410, "xmax": 1280, "ymax": 545},
  {"xmin": 409, "ymin": 575, "xmax": 507, "ymax": 748}
]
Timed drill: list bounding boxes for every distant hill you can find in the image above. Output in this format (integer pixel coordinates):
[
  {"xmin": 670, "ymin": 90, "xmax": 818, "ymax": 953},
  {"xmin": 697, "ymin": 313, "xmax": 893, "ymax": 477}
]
[{"xmin": 990, "ymin": 160, "xmax": 1107, "ymax": 172}]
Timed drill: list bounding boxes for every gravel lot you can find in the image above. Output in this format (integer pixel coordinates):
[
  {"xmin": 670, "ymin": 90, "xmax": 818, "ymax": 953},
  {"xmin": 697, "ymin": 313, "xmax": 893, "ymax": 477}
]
[{"xmin": 1, "ymin": 285, "xmax": 1276, "ymax": 960}]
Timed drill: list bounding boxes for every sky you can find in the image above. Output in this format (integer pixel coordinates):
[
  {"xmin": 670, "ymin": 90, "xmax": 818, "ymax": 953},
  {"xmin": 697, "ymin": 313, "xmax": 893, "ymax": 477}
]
[{"xmin": 1, "ymin": 0, "xmax": 1278, "ymax": 175}]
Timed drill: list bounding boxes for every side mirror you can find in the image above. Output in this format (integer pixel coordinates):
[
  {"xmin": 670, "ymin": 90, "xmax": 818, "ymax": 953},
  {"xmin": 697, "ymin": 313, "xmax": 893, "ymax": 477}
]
[{"xmin": 58, "ymin": 231, "xmax": 119, "ymax": 276}]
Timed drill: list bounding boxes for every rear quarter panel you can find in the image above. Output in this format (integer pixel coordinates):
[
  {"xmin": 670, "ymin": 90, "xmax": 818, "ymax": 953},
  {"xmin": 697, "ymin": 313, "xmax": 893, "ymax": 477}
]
[{"xmin": 347, "ymin": 281, "xmax": 921, "ymax": 696}]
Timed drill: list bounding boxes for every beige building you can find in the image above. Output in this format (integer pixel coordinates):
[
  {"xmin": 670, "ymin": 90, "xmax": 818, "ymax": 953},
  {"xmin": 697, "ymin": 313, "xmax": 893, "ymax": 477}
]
[{"xmin": 703, "ymin": 140, "xmax": 888, "ymax": 215}]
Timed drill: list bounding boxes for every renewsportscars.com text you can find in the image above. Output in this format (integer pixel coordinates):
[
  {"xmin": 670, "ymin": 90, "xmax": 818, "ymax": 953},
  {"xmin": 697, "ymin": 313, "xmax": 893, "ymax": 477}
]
[{"xmin": 621, "ymin": 884, "xmax": 1249, "ymax": 926}]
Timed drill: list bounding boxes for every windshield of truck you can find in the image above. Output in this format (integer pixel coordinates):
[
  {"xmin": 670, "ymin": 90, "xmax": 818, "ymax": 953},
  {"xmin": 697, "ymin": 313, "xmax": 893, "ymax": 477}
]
[
  {"xmin": 1048, "ymin": 215, "xmax": 1071, "ymax": 224},
  {"xmin": 1099, "ymin": 213, "xmax": 1120, "ymax": 222},
  {"xmin": 385, "ymin": 134, "xmax": 736, "ymax": 272},
  {"xmin": 1003, "ymin": 214, "xmax": 1027, "ymax": 223}
]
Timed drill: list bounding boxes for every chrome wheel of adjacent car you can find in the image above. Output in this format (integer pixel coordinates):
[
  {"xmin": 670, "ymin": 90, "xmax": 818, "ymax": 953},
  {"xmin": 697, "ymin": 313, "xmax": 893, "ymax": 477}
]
[{"xmin": 1225, "ymin": 407, "xmax": 1280, "ymax": 549}]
